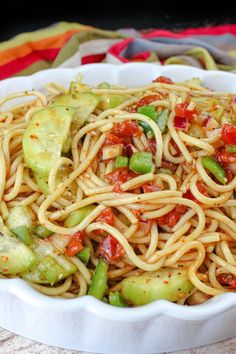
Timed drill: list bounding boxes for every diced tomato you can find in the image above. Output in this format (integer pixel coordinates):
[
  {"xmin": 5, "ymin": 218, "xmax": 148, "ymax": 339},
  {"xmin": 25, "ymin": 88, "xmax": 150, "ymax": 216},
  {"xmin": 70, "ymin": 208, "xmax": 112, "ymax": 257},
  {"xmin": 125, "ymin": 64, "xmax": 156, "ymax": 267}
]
[
  {"xmin": 174, "ymin": 116, "xmax": 189, "ymax": 131},
  {"xmin": 65, "ymin": 240, "xmax": 83, "ymax": 257},
  {"xmin": 217, "ymin": 273, "xmax": 236, "ymax": 289},
  {"xmin": 137, "ymin": 219, "xmax": 152, "ymax": 234},
  {"xmin": 100, "ymin": 234, "xmax": 124, "ymax": 263},
  {"xmin": 183, "ymin": 182, "xmax": 208, "ymax": 204},
  {"xmin": 106, "ymin": 167, "xmax": 138, "ymax": 185},
  {"xmin": 113, "ymin": 182, "xmax": 123, "ymax": 193},
  {"xmin": 104, "ymin": 133, "xmax": 124, "ymax": 146},
  {"xmin": 113, "ymin": 121, "xmax": 141, "ymax": 138},
  {"xmin": 161, "ymin": 160, "xmax": 177, "ymax": 171},
  {"xmin": 153, "ymin": 76, "xmax": 173, "ymax": 84},
  {"xmin": 216, "ymin": 149, "xmax": 236, "ymax": 164},
  {"xmin": 96, "ymin": 207, "xmax": 115, "ymax": 226},
  {"xmin": 201, "ymin": 116, "xmax": 211, "ymax": 127},
  {"xmin": 147, "ymin": 138, "xmax": 156, "ymax": 154},
  {"xmin": 157, "ymin": 208, "xmax": 180, "ymax": 228},
  {"xmin": 157, "ymin": 203, "xmax": 188, "ymax": 228},
  {"xmin": 71, "ymin": 231, "xmax": 84, "ymax": 243},
  {"xmin": 221, "ymin": 124, "xmax": 236, "ymax": 145},
  {"xmin": 95, "ymin": 207, "xmax": 115, "ymax": 235},
  {"xmin": 175, "ymin": 103, "xmax": 198, "ymax": 123},
  {"xmin": 142, "ymin": 183, "xmax": 159, "ymax": 193},
  {"xmin": 137, "ymin": 95, "xmax": 160, "ymax": 107}
]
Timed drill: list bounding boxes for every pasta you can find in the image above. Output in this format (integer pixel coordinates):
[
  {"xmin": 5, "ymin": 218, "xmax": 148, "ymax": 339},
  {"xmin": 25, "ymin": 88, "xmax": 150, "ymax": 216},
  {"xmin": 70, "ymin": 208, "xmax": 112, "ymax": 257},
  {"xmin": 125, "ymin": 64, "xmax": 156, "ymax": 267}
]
[{"xmin": 0, "ymin": 74, "xmax": 236, "ymax": 307}]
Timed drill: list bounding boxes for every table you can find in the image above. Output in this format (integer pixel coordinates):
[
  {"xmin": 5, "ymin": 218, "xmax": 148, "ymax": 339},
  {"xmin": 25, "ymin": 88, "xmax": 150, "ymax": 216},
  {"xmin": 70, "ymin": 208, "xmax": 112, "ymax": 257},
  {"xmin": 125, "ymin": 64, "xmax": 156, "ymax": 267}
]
[{"xmin": 0, "ymin": 328, "xmax": 235, "ymax": 354}]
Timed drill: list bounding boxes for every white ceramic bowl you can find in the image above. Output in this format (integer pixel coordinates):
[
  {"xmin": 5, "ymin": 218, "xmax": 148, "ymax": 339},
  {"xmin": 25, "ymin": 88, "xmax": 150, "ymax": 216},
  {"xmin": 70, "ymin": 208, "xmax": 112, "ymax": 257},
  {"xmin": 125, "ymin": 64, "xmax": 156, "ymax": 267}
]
[{"xmin": 0, "ymin": 63, "xmax": 236, "ymax": 353}]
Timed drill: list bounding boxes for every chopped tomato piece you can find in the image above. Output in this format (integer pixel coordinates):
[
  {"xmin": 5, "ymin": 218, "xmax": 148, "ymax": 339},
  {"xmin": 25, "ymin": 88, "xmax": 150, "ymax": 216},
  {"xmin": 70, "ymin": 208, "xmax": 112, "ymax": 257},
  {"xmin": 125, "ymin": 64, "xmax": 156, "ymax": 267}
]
[
  {"xmin": 65, "ymin": 240, "xmax": 83, "ymax": 257},
  {"xmin": 95, "ymin": 207, "xmax": 115, "ymax": 235},
  {"xmin": 113, "ymin": 182, "xmax": 123, "ymax": 193},
  {"xmin": 147, "ymin": 138, "xmax": 156, "ymax": 154},
  {"xmin": 217, "ymin": 273, "xmax": 236, "ymax": 289},
  {"xmin": 104, "ymin": 133, "xmax": 124, "ymax": 146},
  {"xmin": 153, "ymin": 76, "xmax": 173, "ymax": 84},
  {"xmin": 71, "ymin": 231, "xmax": 84, "ymax": 243},
  {"xmin": 174, "ymin": 116, "xmax": 189, "ymax": 131},
  {"xmin": 96, "ymin": 207, "xmax": 115, "ymax": 226},
  {"xmin": 137, "ymin": 219, "xmax": 152, "ymax": 234},
  {"xmin": 142, "ymin": 183, "xmax": 159, "ymax": 193},
  {"xmin": 221, "ymin": 124, "xmax": 236, "ymax": 145},
  {"xmin": 113, "ymin": 121, "xmax": 140, "ymax": 138},
  {"xmin": 183, "ymin": 182, "xmax": 208, "ymax": 204},
  {"xmin": 161, "ymin": 160, "xmax": 177, "ymax": 171},
  {"xmin": 157, "ymin": 204, "xmax": 187, "ymax": 228},
  {"xmin": 157, "ymin": 208, "xmax": 180, "ymax": 228},
  {"xmin": 216, "ymin": 150, "xmax": 236, "ymax": 164},
  {"xmin": 137, "ymin": 95, "xmax": 160, "ymax": 107},
  {"xmin": 100, "ymin": 234, "xmax": 124, "ymax": 263},
  {"xmin": 105, "ymin": 167, "xmax": 138, "ymax": 185},
  {"xmin": 175, "ymin": 103, "xmax": 198, "ymax": 122}
]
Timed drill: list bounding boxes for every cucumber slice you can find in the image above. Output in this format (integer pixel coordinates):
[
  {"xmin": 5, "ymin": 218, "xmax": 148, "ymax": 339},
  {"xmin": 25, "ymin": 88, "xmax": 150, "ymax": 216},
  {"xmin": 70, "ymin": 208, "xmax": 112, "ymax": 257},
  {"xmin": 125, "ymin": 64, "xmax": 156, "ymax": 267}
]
[
  {"xmin": 6, "ymin": 205, "xmax": 34, "ymax": 230},
  {"xmin": 0, "ymin": 232, "xmax": 36, "ymax": 274},
  {"xmin": 121, "ymin": 268, "xmax": 194, "ymax": 305},
  {"xmin": 23, "ymin": 106, "xmax": 74, "ymax": 177},
  {"xmin": 21, "ymin": 238, "xmax": 76, "ymax": 285}
]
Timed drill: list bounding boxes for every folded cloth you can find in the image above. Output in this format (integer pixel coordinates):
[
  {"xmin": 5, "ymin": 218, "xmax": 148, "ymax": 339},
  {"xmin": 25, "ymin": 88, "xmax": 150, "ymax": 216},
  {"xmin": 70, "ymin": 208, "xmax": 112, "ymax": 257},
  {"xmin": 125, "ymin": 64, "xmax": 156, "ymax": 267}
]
[{"xmin": 1, "ymin": 22, "xmax": 236, "ymax": 80}]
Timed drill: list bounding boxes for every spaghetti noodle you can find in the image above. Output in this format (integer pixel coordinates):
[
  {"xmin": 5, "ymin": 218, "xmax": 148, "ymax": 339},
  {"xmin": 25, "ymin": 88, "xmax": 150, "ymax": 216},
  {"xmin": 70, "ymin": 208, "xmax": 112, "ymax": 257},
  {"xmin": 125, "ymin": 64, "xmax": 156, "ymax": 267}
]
[{"xmin": 0, "ymin": 74, "xmax": 235, "ymax": 306}]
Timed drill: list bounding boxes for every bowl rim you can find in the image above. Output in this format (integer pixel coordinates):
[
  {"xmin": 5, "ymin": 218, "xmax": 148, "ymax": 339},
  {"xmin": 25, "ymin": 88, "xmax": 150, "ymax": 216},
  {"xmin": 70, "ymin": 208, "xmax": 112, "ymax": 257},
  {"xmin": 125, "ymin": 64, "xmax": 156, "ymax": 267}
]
[{"xmin": 1, "ymin": 62, "xmax": 236, "ymax": 323}]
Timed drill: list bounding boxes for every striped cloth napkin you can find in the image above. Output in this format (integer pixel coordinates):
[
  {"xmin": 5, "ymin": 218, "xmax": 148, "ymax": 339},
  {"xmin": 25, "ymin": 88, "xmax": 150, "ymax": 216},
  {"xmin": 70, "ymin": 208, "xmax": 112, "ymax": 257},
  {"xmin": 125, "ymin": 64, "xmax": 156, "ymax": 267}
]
[{"xmin": 1, "ymin": 21, "xmax": 236, "ymax": 80}]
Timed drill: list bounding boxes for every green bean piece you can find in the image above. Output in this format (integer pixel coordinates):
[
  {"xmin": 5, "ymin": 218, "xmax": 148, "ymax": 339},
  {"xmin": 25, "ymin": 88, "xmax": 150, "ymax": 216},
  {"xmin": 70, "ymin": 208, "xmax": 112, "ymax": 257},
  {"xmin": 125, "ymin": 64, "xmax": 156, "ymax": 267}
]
[
  {"xmin": 202, "ymin": 156, "xmax": 227, "ymax": 185},
  {"xmin": 76, "ymin": 247, "xmax": 90, "ymax": 265},
  {"xmin": 88, "ymin": 259, "xmax": 108, "ymax": 300}
]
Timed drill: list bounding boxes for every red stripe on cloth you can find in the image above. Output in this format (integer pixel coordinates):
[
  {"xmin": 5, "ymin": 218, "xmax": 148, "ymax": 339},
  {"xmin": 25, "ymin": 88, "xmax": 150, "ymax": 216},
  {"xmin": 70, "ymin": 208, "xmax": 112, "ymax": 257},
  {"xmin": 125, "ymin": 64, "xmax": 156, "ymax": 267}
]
[
  {"xmin": 0, "ymin": 48, "xmax": 59, "ymax": 80},
  {"xmin": 107, "ymin": 38, "xmax": 133, "ymax": 62},
  {"xmin": 143, "ymin": 25, "xmax": 236, "ymax": 39},
  {"xmin": 81, "ymin": 53, "xmax": 106, "ymax": 65}
]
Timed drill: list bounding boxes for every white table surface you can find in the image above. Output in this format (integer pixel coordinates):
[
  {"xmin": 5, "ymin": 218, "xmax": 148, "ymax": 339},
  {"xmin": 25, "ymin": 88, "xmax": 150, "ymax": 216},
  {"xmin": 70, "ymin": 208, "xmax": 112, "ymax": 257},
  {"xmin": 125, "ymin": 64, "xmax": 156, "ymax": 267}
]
[{"xmin": 0, "ymin": 328, "xmax": 235, "ymax": 354}]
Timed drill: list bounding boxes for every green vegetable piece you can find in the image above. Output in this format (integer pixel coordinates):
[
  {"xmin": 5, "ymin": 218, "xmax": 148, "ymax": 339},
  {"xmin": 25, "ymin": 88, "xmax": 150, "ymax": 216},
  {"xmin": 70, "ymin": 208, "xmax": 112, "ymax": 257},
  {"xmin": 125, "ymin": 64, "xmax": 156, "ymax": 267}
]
[
  {"xmin": 114, "ymin": 155, "xmax": 129, "ymax": 169},
  {"xmin": 6, "ymin": 205, "xmax": 34, "ymax": 245},
  {"xmin": 109, "ymin": 291, "xmax": 128, "ymax": 307},
  {"xmin": 33, "ymin": 225, "xmax": 53, "ymax": 238},
  {"xmin": 11, "ymin": 226, "xmax": 31, "ymax": 245},
  {"xmin": 64, "ymin": 205, "xmax": 96, "ymax": 228},
  {"xmin": 21, "ymin": 238, "xmax": 76, "ymax": 285},
  {"xmin": 202, "ymin": 156, "xmax": 227, "ymax": 185},
  {"xmin": 50, "ymin": 92, "xmax": 99, "ymax": 131},
  {"xmin": 226, "ymin": 144, "xmax": 236, "ymax": 153},
  {"xmin": 33, "ymin": 172, "xmax": 49, "ymax": 195},
  {"xmin": 156, "ymin": 109, "xmax": 169, "ymax": 133},
  {"xmin": 23, "ymin": 106, "xmax": 74, "ymax": 177},
  {"xmin": 138, "ymin": 105, "xmax": 157, "ymax": 120},
  {"xmin": 101, "ymin": 95, "xmax": 126, "ymax": 110},
  {"xmin": 158, "ymin": 168, "xmax": 173, "ymax": 175},
  {"xmin": 0, "ymin": 232, "xmax": 36, "ymax": 274},
  {"xmin": 137, "ymin": 105, "xmax": 157, "ymax": 136},
  {"xmin": 6, "ymin": 205, "xmax": 33, "ymax": 230},
  {"xmin": 88, "ymin": 259, "xmax": 108, "ymax": 300},
  {"xmin": 76, "ymin": 247, "xmax": 90, "ymax": 265},
  {"xmin": 129, "ymin": 152, "xmax": 153, "ymax": 174},
  {"xmin": 98, "ymin": 82, "xmax": 110, "ymax": 89},
  {"xmin": 121, "ymin": 268, "xmax": 194, "ymax": 306}
]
